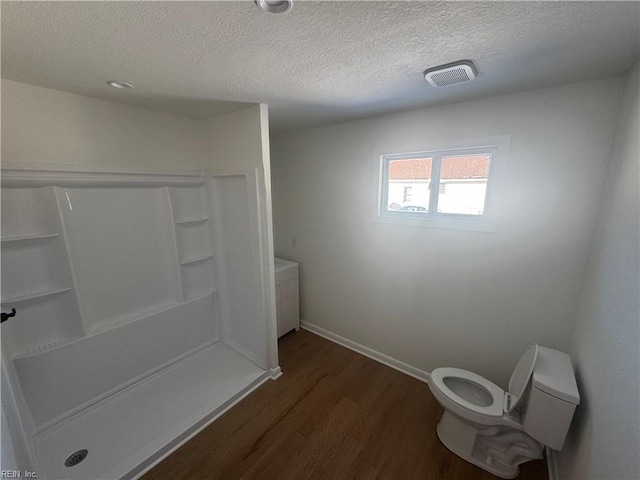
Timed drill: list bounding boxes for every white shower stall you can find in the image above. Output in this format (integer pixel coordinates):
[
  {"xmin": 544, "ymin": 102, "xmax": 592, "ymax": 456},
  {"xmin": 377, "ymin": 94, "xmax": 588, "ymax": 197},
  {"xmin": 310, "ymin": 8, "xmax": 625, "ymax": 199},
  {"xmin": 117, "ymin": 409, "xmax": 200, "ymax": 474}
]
[
  {"xmin": 1, "ymin": 82, "xmax": 279, "ymax": 479},
  {"xmin": 1, "ymin": 168, "xmax": 279, "ymax": 479}
]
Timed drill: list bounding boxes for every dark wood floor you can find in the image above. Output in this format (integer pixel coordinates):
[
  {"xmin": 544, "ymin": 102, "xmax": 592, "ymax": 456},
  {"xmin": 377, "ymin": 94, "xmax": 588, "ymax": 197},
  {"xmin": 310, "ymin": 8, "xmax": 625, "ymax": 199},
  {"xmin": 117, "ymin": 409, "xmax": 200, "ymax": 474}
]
[{"xmin": 143, "ymin": 329, "xmax": 548, "ymax": 480}]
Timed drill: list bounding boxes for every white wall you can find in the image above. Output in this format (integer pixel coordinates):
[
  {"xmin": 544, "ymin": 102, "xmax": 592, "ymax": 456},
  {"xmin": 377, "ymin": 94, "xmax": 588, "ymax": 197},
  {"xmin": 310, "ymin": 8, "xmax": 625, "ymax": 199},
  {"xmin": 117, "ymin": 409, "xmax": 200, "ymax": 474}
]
[
  {"xmin": 1, "ymin": 79, "xmax": 206, "ymax": 171},
  {"xmin": 271, "ymin": 76, "xmax": 624, "ymax": 386},
  {"xmin": 205, "ymin": 105, "xmax": 267, "ymax": 172},
  {"xmin": 0, "ymin": 80, "xmax": 276, "ymax": 174},
  {"xmin": 557, "ymin": 65, "xmax": 639, "ymax": 480}
]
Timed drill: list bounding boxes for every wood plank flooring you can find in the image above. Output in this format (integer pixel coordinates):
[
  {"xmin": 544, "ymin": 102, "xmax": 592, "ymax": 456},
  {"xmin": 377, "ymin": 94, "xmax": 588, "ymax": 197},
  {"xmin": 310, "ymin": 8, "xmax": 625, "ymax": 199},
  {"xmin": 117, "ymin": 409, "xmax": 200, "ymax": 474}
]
[{"xmin": 142, "ymin": 329, "xmax": 548, "ymax": 480}]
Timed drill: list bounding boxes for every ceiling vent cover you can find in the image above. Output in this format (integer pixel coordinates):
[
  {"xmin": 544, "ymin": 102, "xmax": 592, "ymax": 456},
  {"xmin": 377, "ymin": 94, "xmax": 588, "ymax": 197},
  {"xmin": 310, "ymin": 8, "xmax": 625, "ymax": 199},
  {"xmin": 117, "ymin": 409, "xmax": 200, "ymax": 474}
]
[{"xmin": 424, "ymin": 61, "xmax": 477, "ymax": 87}]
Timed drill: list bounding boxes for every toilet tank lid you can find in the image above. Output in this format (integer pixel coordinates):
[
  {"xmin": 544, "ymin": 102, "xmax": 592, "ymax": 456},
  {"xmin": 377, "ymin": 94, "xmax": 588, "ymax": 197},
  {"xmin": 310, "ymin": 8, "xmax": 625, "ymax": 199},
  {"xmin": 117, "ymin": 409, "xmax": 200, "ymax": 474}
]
[{"xmin": 532, "ymin": 346, "xmax": 580, "ymax": 405}]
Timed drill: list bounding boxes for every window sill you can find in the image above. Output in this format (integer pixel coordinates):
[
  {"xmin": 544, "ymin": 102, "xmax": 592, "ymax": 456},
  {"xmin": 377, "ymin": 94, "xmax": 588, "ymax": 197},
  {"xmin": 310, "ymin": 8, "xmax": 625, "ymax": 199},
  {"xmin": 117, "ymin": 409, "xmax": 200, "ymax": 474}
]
[{"xmin": 373, "ymin": 213, "xmax": 498, "ymax": 232}]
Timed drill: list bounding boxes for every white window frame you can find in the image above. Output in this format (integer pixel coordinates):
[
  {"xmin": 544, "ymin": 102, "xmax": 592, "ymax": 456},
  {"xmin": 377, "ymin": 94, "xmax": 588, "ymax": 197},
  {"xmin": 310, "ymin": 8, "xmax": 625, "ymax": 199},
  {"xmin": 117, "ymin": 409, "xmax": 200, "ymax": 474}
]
[{"xmin": 373, "ymin": 136, "xmax": 509, "ymax": 232}]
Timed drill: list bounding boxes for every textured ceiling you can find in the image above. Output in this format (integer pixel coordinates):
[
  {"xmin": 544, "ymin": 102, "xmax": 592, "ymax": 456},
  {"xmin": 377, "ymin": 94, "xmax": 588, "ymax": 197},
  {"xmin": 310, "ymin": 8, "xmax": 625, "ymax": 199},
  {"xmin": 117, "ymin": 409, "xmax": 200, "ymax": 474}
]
[{"xmin": 2, "ymin": 1, "xmax": 639, "ymax": 133}]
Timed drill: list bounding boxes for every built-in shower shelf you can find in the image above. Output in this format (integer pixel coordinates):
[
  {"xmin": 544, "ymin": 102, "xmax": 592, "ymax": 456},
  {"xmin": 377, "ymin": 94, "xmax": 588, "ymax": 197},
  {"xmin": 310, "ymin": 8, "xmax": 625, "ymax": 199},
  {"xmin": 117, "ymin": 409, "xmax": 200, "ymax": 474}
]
[
  {"xmin": 179, "ymin": 254, "xmax": 213, "ymax": 265},
  {"xmin": 85, "ymin": 292, "xmax": 213, "ymax": 338},
  {"xmin": 13, "ymin": 337, "xmax": 79, "ymax": 360},
  {"xmin": 1, "ymin": 233, "xmax": 60, "ymax": 243},
  {"xmin": 1, "ymin": 287, "xmax": 72, "ymax": 305},
  {"xmin": 88, "ymin": 300, "xmax": 184, "ymax": 336},
  {"xmin": 188, "ymin": 289, "xmax": 216, "ymax": 303},
  {"xmin": 175, "ymin": 218, "xmax": 209, "ymax": 225}
]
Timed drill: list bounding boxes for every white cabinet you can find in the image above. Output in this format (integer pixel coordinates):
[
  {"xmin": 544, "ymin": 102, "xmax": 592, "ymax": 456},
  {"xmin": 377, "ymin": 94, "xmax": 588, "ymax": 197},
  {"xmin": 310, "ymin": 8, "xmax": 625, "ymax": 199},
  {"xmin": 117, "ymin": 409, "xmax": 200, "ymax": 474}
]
[{"xmin": 274, "ymin": 257, "xmax": 299, "ymax": 337}]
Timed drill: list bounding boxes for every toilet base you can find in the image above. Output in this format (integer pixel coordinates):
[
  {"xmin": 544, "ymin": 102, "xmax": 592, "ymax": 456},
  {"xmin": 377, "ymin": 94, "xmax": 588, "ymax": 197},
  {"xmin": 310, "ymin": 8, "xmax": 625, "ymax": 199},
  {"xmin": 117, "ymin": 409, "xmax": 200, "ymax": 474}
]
[{"xmin": 436, "ymin": 410, "xmax": 543, "ymax": 479}]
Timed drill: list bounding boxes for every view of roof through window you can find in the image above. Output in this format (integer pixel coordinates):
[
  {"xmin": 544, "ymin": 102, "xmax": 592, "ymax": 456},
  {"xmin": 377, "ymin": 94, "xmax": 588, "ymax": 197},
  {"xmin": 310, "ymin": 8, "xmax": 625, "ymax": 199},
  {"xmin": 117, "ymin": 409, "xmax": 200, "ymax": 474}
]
[{"xmin": 387, "ymin": 153, "xmax": 491, "ymax": 215}]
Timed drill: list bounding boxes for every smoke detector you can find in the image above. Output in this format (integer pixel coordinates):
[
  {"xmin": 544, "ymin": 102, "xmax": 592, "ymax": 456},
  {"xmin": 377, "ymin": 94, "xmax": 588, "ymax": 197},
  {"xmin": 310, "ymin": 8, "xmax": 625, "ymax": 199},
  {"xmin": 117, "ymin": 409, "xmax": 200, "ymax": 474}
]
[{"xmin": 423, "ymin": 61, "xmax": 477, "ymax": 87}]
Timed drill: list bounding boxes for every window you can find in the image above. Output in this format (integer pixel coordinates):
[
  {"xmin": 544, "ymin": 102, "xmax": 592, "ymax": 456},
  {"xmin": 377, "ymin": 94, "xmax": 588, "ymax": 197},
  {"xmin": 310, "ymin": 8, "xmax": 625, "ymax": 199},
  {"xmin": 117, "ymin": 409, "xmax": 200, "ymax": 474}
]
[
  {"xmin": 374, "ymin": 139, "xmax": 508, "ymax": 231},
  {"xmin": 437, "ymin": 153, "xmax": 491, "ymax": 215}
]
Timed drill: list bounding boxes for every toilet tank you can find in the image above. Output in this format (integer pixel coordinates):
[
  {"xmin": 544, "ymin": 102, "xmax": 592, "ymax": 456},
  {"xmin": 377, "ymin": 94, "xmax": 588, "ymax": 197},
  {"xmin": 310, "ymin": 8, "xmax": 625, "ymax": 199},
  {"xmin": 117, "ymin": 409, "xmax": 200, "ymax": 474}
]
[{"xmin": 522, "ymin": 346, "xmax": 580, "ymax": 450}]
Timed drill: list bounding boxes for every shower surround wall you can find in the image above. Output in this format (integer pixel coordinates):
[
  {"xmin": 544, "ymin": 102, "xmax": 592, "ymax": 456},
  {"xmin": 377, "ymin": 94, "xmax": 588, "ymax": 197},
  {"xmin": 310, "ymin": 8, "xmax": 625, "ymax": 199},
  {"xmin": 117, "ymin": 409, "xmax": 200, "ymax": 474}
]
[{"xmin": 0, "ymin": 80, "xmax": 278, "ymax": 479}]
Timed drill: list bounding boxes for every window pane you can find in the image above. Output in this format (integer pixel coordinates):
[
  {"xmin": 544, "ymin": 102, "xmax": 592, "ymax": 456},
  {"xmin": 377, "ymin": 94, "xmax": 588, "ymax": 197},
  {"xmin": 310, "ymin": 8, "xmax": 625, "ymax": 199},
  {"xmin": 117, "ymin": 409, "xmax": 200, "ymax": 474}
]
[
  {"xmin": 437, "ymin": 154, "xmax": 490, "ymax": 215},
  {"xmin": 387, "ymin": 157, "xmax": 432, "ymax": 213}
]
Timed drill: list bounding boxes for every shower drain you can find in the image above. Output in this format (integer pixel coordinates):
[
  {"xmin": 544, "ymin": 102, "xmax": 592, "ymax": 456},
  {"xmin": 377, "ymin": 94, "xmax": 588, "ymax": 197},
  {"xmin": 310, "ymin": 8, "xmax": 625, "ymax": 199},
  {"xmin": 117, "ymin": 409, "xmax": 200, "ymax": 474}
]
[{"xmin": 64, "ymin": 449, "xmax": 88, "ymax": 467}]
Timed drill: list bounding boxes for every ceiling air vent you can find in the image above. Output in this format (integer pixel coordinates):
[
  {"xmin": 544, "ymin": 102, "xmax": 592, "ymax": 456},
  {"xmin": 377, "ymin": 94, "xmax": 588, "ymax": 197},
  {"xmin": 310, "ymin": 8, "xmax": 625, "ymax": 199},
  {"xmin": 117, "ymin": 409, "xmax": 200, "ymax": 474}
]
[{"xmin": 424, "ymin": 61, "xmax": 477, "ymax": 87}]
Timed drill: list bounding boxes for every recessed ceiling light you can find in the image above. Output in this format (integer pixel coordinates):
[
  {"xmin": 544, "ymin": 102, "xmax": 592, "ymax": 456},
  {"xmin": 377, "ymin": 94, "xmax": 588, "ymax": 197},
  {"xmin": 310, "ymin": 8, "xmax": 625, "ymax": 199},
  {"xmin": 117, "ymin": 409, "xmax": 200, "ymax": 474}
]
[
  {"xmin": 107, "ymin": 80, "xmax": 134, "ymax": 90},
  {"xmin": 256, "ymin": 0, "xmax": 292, "ymax": 14}
]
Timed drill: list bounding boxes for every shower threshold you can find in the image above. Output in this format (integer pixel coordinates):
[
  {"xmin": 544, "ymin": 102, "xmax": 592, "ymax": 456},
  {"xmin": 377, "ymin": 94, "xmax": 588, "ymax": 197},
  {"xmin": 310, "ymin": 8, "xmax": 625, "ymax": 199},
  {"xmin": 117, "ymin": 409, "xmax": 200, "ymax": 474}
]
[{"xmin": 32, "ymin": 342, "xmax": 272, "ymax": 479}]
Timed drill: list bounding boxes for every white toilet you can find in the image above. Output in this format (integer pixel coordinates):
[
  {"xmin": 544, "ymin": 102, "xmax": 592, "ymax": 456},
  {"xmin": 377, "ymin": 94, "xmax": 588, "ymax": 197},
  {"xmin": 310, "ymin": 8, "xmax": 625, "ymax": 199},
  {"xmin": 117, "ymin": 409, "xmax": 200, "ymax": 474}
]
[{"xmin": 428, "ymin": 345, "xmax": 580, "ymax": 479}]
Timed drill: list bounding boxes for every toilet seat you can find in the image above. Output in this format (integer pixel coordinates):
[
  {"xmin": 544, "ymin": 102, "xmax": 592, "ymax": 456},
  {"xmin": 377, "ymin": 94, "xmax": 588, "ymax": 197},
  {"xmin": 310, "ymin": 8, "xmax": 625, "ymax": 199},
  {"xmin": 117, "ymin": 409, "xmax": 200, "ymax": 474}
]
[{"xmin": 430, "ymin": 367, "xmax": 505, "ymax": 417}]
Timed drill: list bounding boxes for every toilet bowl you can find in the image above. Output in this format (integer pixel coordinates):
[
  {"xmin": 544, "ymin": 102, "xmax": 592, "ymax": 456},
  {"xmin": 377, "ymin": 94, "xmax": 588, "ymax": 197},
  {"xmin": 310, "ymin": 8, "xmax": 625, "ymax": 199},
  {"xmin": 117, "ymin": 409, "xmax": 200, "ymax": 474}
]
[
  {"xmin": 428, "ymin": 345, "xmax": 580, "ymax": 479},
  {"xmin": 430, "ymin": 367, "xmax": 507, "ymax": 424}
]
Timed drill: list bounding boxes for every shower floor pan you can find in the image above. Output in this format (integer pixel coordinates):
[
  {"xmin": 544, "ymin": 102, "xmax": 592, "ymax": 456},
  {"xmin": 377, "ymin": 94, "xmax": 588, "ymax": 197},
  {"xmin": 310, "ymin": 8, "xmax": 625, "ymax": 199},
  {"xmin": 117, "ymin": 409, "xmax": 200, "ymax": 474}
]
[{"xmin": 33, "ymin": 342, "xmax": 268, "ymax": 480}]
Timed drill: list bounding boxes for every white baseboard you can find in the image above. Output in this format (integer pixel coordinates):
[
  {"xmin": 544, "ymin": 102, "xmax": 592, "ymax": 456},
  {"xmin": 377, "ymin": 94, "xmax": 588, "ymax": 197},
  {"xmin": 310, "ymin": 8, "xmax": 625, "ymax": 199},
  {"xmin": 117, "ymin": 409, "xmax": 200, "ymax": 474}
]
[
  {"xmin": 300, "ymin": 321, "xmax": 430, "ymax": 384},
  {"xmin": 546, "ymin": 446, "xmax": 559, "ymax": 480}
]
